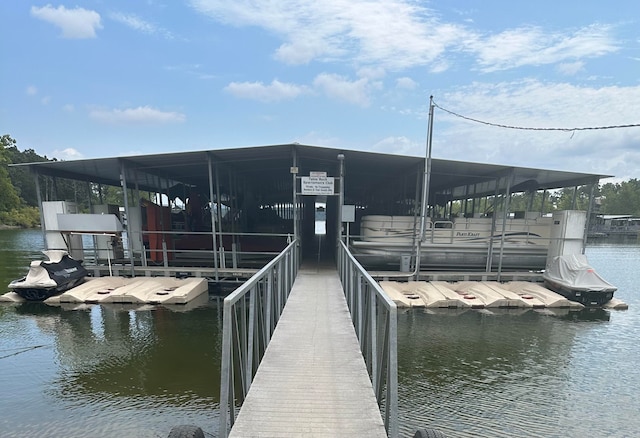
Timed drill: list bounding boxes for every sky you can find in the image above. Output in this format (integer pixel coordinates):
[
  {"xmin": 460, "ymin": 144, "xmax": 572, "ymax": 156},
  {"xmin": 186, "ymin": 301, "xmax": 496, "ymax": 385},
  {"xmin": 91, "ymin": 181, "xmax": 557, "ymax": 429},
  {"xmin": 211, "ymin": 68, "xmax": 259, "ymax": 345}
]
[{"xmin": 1, "ymin": 1, "xmax": 639, "ymax": 182}]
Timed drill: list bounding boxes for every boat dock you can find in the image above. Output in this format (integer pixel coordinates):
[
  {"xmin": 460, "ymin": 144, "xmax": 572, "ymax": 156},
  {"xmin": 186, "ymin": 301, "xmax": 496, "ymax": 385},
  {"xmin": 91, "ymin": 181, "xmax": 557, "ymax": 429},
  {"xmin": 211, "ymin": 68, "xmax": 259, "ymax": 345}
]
[
  {"xmin": 379, "ymin": 280, "xmax": 629, "ymax": 311},
  {"xmin": 0, "ymin": 276, "xmax": 209, "ymax": 305},
  {"xmin": 380, "ymin": 280, "xmax": 585, "ymax": 309},
  {"xmin": 227, "ymin": 265, "xmax": 387, "ymax": 437}
]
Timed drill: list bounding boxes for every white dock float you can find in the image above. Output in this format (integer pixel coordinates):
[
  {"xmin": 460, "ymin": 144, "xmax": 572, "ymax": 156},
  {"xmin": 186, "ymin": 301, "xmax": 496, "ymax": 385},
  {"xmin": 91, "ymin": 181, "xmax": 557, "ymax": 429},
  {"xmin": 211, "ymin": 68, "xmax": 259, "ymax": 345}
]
[
  {"xmin": 453, "ymin": 281, "xmax": 528, "ymax": 308},
  {"xmin": 379, "ymin": 281, "xmax": 471, "ymax": 308},
  {"xmin": 503, "ymin": 281, "xmax": 585, "ymax": 309},
  {"xmin": 378, "ymin": 281, "xmax": 425, "ymax": 307},
  {"xmin": 378, "ymin": 280, "xmax": 603, "ymax": 310},
  {"xmin": 0, "ymin": 292, "xmax": 24, "ymax": 303},
  {"xmin": 57, "ymin": 277, "xmax": 134, "ymax": 303},
  {"xmin": 95, "ymin": 277, "xmax": 208, "ymax": 304},
  {"xmin": 228, "ymin": 266, "xmax": 386, "ymax": 438}
]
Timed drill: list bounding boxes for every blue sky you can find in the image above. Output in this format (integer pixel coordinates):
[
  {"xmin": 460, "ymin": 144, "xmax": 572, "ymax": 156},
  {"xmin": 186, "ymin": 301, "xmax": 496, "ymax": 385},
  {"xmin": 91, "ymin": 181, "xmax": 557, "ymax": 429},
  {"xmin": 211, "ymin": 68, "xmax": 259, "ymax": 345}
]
[{"xmin": 2, "ymin": 1, "xmax": 639, "ymax": 182}]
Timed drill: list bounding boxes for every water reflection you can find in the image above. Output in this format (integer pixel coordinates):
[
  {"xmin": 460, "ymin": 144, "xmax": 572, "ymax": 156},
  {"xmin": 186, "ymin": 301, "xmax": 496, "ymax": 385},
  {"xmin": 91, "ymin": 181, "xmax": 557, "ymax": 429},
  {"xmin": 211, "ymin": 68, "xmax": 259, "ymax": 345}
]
[
  {"xmin": 2, "ymin": 229, "xmax": 640, "ymax": 437},
  {"xmin": 397, "ymin": 309, "xmax": 596, "ymax": 438},
  {"xmin": 3, "ymin": 297, "xmax": 223, "ymax": 437}
]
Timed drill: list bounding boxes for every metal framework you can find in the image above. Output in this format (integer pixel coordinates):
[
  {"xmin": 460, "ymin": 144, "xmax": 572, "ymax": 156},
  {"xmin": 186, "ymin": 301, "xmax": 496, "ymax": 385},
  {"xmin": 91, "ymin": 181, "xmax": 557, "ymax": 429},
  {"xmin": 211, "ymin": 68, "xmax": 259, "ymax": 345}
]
[
  {"xmin": 218, "ymin": 239, "xmax": 300, "ymax": 438},
  {"xmin": 337, "ymin": 240, "xmax": 399, "ymax": 438}
]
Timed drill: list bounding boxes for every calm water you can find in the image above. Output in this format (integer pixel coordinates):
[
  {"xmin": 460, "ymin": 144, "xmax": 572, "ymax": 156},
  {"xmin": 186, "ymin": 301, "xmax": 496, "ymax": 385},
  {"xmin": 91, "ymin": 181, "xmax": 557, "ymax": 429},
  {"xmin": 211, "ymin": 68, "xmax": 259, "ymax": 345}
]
[{"xmin": 1, "ymin": 229, "xmax": 639, "ymax": 437}]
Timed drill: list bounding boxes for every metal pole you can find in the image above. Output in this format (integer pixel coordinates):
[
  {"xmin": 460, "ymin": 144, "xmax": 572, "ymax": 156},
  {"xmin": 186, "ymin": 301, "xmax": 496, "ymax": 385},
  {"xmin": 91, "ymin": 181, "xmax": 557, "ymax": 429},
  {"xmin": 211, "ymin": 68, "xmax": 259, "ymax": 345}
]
[
  {"xmin": 486, "ymin": 178, "xmax": 500, "ymax": 272},
  {"xmin": 207, "ymin": 154, "xmax": 220, "ymax": 281},
  {"xmin": 497, "ymin": 170, "xmax": 513, "ymax": 280},
  {"xmin": 415, "ymin": 95, "xmax": 435, "ymax": 280},
  {"xmin": 338, "ymin": 153, "xmax": 345, "ymax": 244},
  {"xmin": 119, "ymin": 161, "xmax": 135, "ymax": 275},
  {"xmin": 292, "ymin": 146, "xmax": 299, "ymax": 242},
  {"xmin": 583, "ymin": 181, "xmax": 598, "ymax": 253},
  {"xmin": 34, "ymin": 170, "xmax": 47, "ymax": 250}
]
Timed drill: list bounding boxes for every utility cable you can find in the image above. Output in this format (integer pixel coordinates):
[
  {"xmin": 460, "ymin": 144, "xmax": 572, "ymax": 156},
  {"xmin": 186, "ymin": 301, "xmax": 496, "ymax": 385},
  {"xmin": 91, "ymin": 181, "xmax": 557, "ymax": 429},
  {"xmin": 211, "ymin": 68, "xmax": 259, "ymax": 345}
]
[{"xmin": 432, "ymin": 100, "xmax": 640, "ymax": 132}]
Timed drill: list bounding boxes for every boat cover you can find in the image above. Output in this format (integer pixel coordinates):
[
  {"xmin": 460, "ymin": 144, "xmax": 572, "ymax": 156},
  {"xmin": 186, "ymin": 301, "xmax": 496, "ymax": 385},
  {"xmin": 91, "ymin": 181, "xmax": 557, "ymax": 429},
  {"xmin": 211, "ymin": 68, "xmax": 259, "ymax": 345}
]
[
  {"xmin": 543, "ymin": 254, "xmax": 616, "ymax": 292},
  {"xmin": 8, "ymin": 251, "xmax": 88, "ymax": 290}
]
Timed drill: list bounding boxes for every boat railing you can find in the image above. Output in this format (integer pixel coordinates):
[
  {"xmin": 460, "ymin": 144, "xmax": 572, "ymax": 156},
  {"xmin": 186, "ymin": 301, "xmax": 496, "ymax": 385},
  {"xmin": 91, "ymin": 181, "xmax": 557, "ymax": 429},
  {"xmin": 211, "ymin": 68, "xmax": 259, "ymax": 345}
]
[
  {"xmin": 77, "ymin": 229, "xmax": 291, "ymax": 270},
  {"xmin": 337, "ymin": 239, "xmax": 398, "ymax": 438},
  {"xmin": 360, "ymin": 216, "xmax": 553, "ymax": 246},
  {"xmin": 218, "ymin": 238, "xmax": 300, "ymax": 438}
]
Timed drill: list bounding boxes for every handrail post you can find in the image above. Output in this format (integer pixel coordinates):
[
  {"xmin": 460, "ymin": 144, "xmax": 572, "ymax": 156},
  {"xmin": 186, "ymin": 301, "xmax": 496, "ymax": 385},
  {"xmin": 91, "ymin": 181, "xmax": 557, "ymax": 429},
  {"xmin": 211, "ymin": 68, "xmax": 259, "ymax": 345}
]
[
  {"xmin": 219, "ymin": 239, "xmax": 300, "ymax": 438},
  {"xmin": 337, "ymin": 239, "xmax": 398, "ymax": 438}
]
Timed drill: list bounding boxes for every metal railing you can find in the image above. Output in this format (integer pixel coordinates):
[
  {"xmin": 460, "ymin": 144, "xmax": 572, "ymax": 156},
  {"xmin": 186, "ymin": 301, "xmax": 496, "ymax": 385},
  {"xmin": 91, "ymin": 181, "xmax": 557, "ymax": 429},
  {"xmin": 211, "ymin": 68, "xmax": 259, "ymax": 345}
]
[
  {"xmin": 337, "ymin": 240, "xmax": 398, "ymax": 438},
  {"xmin": 218, "ymin": 239, "xmax": 300, "ymax": 438}
]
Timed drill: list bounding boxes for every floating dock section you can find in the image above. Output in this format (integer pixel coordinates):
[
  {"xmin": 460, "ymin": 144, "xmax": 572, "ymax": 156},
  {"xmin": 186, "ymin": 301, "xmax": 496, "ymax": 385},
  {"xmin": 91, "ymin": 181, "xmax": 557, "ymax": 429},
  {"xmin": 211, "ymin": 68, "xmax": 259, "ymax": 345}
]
[
  {"xmin": 379, "ymin": 280, "xmax": 587, "ymax": 310},
  {"xmin": 0, "ymin": 277, "xmax": 209, "ymax": 305}
]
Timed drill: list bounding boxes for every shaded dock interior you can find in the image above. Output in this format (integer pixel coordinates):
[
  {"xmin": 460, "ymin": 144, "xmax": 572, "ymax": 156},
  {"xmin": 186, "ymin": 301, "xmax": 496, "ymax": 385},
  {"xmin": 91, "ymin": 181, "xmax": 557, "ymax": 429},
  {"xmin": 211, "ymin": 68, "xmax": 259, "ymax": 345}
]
[{"xmin": 12, "ymin": 143, "xmax": 609, "ymax": 280}]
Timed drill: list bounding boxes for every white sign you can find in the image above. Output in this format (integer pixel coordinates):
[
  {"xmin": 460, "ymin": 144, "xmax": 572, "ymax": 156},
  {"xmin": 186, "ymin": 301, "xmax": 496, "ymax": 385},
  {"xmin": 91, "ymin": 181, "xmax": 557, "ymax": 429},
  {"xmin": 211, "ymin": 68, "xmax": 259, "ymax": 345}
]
[
  {"xmin": 309, "ymin": 171, "xmax": 327, "ymax": 177},
  {"xmin": 342, "ymin": 205, "xmax": 356, "ymax": 223},
  {"xmin": 301, "ymin": 176, "xmax": 335, "ymax": 195}
]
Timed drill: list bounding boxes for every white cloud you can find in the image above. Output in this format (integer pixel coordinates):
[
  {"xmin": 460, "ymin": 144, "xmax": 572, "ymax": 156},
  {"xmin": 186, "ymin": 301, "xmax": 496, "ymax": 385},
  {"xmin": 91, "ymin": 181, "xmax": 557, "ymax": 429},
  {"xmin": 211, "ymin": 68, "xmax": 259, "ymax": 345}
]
[
  {"xmin": 53, "ymin": 148, "xmax": 84, "ymax": 160},
  {"xmin": 26, "ymin": 85, "xmax": 38, "ymax": 96},
  {"xmin": 468, "ymin": 24, "xmax": 618, "ymax": 72},
  {"xmin": 188, "ymin": 1, "xmax": 621, "ymax": 74},
  {"xmin": 41, "ymin": 96, "xmax": 51, "ymax": 105},
  {"xmin": 396, "ymin": 77, "xmax": 418, "ymax": 90},
  {"xmin": 431, "ymin": 80, "xmax": 640, "ymax": 179},
  {"xmin": 165, "ymin": 64, "xmax": 217, "ymax": 80},
  {"xmin": 224, "ymin": 74, "xmax": 375, "ymax": 106},
  {"xmin": 224, "ymin": 80, "xmax": 310, "ymax": 102},
  {"xmin": 372, "ymin": 136, "xmax": 421, "ymax": 156},
  {"xmin": 313, "ymin": 73, "xmax": 371, "ymax": 107},
  {"xmin": 110, "ymin": 12, "xmax": 174, "ymax": 39},
  {"xmin": 189, "ymin": 0, "xmax": 464, "ymax": 70},
  {"xmin": 62, "ymin": 104, "xmax": 75, "ymax": 112},
  {"xmin": 89, "ymin": 106, "xmax": 186, "ymax": 124},
  {"xmin": 31, "ymin": 5, "xmax": 102, "ymax": 39},
  {"xmin": 557, "ymin": 61, "xmax": 585, "ymax": 76}
]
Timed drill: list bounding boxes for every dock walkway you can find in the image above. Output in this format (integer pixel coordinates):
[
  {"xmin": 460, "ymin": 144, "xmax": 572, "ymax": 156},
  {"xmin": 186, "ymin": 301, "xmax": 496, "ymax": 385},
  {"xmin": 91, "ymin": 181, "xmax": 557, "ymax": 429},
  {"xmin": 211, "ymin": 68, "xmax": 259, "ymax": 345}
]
[{"xmin": 228, "ymin": 265, "xmax": 387, "ymax": 437}]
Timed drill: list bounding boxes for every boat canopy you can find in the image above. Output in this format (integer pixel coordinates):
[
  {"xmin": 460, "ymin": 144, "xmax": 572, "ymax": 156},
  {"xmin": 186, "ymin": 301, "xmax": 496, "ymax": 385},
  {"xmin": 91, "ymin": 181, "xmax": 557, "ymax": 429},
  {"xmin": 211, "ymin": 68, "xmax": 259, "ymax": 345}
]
[{"xmin": 544, "ymin": 254, "xmax": 617, "ymax": 292}]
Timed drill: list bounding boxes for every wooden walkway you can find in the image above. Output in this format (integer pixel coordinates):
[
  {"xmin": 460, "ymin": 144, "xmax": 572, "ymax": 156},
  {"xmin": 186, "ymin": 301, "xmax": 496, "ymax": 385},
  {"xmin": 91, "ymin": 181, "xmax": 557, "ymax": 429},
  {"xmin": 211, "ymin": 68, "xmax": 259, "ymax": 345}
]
[{"xmin": 228, "ymin": 265, "xmax": 387, "ymax": 438}]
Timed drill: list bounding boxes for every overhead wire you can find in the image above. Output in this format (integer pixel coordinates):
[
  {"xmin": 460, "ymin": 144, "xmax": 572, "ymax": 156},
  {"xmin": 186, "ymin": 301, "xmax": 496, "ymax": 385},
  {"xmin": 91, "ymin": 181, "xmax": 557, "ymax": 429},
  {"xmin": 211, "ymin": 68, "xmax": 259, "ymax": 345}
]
[{"xmin": 432, "ymin": 100, "xmax": 640, "ymax": 132}]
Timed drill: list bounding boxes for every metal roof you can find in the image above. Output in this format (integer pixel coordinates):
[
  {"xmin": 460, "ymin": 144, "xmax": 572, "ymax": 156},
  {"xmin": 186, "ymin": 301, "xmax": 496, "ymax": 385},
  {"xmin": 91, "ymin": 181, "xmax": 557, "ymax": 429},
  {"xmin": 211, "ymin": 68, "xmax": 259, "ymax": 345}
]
[{"xmin": 14, "ymin": 143, "xmax": 609, "ymax": 207}]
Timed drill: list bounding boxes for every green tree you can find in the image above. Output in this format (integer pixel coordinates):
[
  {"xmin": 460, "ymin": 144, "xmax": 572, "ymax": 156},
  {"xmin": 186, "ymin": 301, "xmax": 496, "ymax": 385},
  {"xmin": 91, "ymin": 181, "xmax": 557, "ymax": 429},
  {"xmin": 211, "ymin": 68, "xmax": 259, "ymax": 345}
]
[
  {"xmin": 552, "ymin": 186, "xmax": 593, "ymax": 211},
  {"xmin": 0, "ymin": 135, "xmax": 21, "ymax": 211},
  {"xmin": 599, "ymin": 179, "xmax": 640, "ymax": 216},
  {"xmin": 4, "ymin": 143, "xmax": 48, "ymax": 206}
]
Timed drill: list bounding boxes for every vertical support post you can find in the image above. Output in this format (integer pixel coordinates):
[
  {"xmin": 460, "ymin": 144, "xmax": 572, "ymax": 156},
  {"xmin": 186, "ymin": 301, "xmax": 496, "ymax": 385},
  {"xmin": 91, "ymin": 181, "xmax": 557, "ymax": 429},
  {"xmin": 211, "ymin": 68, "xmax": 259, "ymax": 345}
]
[
  {"xmin": 415, "ymin": 95, "xmax": 435, "ymax": 279},
  {"xmin": 338, "ymin": 153, "xmax": 345, "ymax": 244},
  {"xmin": 387, "ymin": 305, "xmax": 398, "ymax": 438},
  {"xmin": 119, "ymin": 161, "xmax": 135, "ymax": 275},
  {"xmin": 291, "ymin": 146, "xmax": 299, "ymax": 242},
  {"xmin": 583, "ymin": 181, "xmax": 598, "ymax": 253},
  {"xmin": 219, "ymin": 299, "xmax": 233, "ymax": 438},
  {"xmin": 160, "ymin": 178, "xmax": 169, "ymax": 269},
  {"xmin": 486, "ymin": 177, "xmax": 500, "ymax": 272},
  {"xmin": 34, "ymin": 170, "xmax": 47, "ymax": 250},
  {"xmin": 571, "ymin": 185, "xmax": 578, "ymax": 210},
  {"xmin": 497, "ymin": 170, "xmax": 513, "ymax": 280},
  {"xmin": 207, "ymin": 154, "xmax": 220, "ymax": 281}
]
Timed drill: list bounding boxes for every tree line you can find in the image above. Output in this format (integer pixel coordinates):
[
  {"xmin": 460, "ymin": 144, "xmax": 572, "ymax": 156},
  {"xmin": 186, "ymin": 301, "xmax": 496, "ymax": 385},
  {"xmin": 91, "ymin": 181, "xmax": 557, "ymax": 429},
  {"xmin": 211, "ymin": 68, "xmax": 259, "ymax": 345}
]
[
  {"xmin": 1, "ymin": 134, "xmax": 640, "ymax": 228},
  {"xmin": 0, "ymin": 134, "xmax": 125, "ymax": 227}
]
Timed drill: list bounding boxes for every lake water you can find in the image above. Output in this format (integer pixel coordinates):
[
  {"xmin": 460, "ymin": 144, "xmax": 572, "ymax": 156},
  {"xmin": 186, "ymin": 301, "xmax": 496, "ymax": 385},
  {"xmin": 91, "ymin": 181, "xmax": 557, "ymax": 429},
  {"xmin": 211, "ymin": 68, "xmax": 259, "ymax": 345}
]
[{"xmin": 1, "ymin": 229, "xmax": 639, "ymax": 437}]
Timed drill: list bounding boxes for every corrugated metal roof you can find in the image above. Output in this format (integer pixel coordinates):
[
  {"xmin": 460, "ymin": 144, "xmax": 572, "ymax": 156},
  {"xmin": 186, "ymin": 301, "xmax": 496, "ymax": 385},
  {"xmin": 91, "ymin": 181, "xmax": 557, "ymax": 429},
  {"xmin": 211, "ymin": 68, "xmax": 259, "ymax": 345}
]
[{"xmin": 13, "ymin": 143, "xmax": 610, "ymax": 207}]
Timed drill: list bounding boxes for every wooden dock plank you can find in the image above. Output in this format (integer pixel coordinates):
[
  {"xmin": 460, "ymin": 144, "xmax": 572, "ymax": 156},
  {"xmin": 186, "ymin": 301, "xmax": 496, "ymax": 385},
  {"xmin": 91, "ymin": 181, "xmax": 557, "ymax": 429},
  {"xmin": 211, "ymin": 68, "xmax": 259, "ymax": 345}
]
[{"xmin": 229, "ymin": 265, "xmax": 387, "ymax": 438}]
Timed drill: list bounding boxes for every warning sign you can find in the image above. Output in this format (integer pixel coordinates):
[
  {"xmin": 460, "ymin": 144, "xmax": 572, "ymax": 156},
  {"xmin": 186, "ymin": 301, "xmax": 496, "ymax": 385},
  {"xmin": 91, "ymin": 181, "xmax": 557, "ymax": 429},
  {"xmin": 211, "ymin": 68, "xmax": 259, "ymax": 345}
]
[{"xmin": 301, "ymin": 176, "xmax": 335, "ymax": 195}]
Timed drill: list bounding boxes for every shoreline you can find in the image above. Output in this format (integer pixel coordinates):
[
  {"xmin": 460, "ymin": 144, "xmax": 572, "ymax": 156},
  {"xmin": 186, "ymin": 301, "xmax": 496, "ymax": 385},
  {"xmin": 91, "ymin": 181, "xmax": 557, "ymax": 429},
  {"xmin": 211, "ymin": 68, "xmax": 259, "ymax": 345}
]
[{"xmin": 0, "ymin": 224, "xmax": 21, "ymax": 230}]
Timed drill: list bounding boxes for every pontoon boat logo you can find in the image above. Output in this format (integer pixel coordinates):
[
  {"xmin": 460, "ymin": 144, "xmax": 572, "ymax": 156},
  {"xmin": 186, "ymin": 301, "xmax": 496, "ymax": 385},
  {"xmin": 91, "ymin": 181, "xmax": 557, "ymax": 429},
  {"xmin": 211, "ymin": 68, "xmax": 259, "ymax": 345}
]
[{"xmin": 456, "ymin": 231, "xmax": 480, "ymax": 237}]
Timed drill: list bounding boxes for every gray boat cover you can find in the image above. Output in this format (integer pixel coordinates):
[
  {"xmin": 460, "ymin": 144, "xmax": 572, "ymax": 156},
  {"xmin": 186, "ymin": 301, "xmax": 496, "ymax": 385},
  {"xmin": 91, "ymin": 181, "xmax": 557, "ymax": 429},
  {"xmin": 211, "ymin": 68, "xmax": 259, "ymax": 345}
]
[{"xmin": 543, "ymin": 254, "xmax": 616, "ymax": 292}]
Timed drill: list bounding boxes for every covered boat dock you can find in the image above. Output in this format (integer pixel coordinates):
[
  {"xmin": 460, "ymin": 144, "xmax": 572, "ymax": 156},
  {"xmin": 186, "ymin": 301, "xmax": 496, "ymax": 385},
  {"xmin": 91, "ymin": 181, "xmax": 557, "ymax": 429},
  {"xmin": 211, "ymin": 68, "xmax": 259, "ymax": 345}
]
[{"xmin": 12, "ymin": 143, "xmax": 609, "ymax": 281}]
